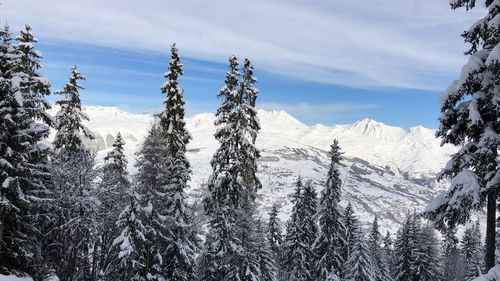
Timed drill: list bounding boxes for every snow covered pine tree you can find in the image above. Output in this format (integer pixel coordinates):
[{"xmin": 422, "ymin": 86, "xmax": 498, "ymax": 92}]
[
  {"xmin": 0, "ymin": 25, "xmax": 53, "ymax": 279},
  {"xmin": 281, "ymin": 178, "xmax": 318, "ymax": 281},
  {"xmin": 199, "ymin": 55, "xmax": 270, "ymax": 281},
  {"xmin": 423, "ymin": 0, "xmax": 499, "ymax": 270},
  {"xmin": 158, "ymin": 43, "xmax": 199, "ymax": 281},
  {"xmin": 95, "ymin": 133, "xmax": 131, "ymax": 280},
  {"xmin": 313, "ymin": 140, "xmax": 346, "ymax": 280},
  {"xmin": 50, "ymin": 66, "xmax": 98, "ymax": 281}
]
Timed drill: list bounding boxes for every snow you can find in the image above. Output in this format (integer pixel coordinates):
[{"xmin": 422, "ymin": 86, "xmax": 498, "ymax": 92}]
[
  {"xmin": 486, "ymin": 43, "xmax": 500, "ymax": 64},
  {"xmin": 0, "ymin": 276, "xmax": 58, "ymax": 281},
  {"xmin": 472, "ymin": 265, "xmax": 500, "ymax": 281},
  {"xmin": 0, "ymin": 276, "xmax": 32, "ymax": 281},
  {"xmin": 45, "ymin": 105, "xmax": 458, "ymax": 232}
]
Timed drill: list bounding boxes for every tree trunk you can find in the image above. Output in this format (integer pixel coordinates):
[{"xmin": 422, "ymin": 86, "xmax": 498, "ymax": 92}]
[{"xmin": 485, "ymin": 193, "xmax": 496, "ymax": 271}]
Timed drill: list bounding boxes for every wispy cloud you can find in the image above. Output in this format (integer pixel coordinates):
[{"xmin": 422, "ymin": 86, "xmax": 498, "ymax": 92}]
[{"xmin": 0, "ymin": 0, "xmax": 484, "ymax": 90}]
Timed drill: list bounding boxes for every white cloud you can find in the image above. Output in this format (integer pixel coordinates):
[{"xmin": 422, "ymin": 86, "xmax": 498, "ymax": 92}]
[{"xmin": 0, "ymin": 0, "xmax": 485, "ymax": 90}]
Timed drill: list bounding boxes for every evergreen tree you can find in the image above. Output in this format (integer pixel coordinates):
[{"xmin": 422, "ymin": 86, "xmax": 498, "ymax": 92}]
[
  {"xmin": 344, "ymin": 230, "xmax": 375, "ymax": 281},
  {"xmin": 134, "ymin": 124, "xmax": 171, "ymax": 280},
  {"xmin": 441, "ymin": 225, "xmax": 463, "ymax": 281},
  {"xmin": 423, "ymin": 0, "xmax": 499, "ymax": 270},
  {"xmin": 199, "ymin": 56, "xmax": 243, "ymax": 280},
  {"xmin": 414, "ymin": 223, "xmax": 441, "ymax": 281},
  {"xmin": 95, "ymin": 133, "xmax": 131, "ymax": 280},
  {"xmin": 267, "ymin": 204, "xmax": 283, "ymax": 259},
  {"xmin": 112, "ymin": 183, "xmax": 146, "ymax": 281},
  {"xmin": 158, "ymin": 43, "xmax": 199, "ymax": 281},
  {"xmin": 14, "ymin": 25, "xmax": 52, "ymax": 125},
  {"xmin": 240, "ymin": 58, "xmax": 261, "ymax": 194},
  {"xmin": 461, "ymin": 221, "xmax": 483, "ymax": 281},
  {"xmin": 199, "ymin": 56, "xmax": 263, "ymax": 280},
  {"xmin": 255, "ymin": 218, "xmax": 277, "ymax": 281},
  {"xmin": 281, "ymin": 178, "xmax": 318, "ymax": 281},
  {"xmin": 368, "ymin": 217, "xmax": 392, "ymax": 281},
  {"xmin": 52, "ymin": 66, "xmax": 93, "ymax": 152},
  {"xmin": 314, "ymin": 140, "xmax": 345, "ymax": 280},
  {"xmin": 50, "ymin": 67, "xmax": 98, "ymax": 281},
  {"xmin": 227, "ymin": 199, "xmax": 261, "ymax": 281},
  {"xmin": 342, "ymin": 202, "xmax": 360, "ymax": 264},
  {"xmin": 393, "ymin": 215, "xmax": 416, "ymax": 281},
  {"xmin": 0, "ymin": 25, "xmax": 52, "ymax": 279},
  {"xmin": 382, "ymin": 232, "xmax": 395, "ymax": 278}
]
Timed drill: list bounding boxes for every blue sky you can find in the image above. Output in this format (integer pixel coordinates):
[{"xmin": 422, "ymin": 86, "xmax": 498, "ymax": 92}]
[{"xmin": 1, "ymin": 0, "xmax": 485, "ymax": 128}]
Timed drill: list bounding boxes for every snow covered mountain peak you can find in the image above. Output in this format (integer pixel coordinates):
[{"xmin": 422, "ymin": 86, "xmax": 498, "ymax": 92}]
[
  {"xmin": 50, "ymin": 105, "xmax": 457, "ymax": 232},
  {"xmin": 257, "ymin": 109, "xmax": 308, "ymax": 133}
]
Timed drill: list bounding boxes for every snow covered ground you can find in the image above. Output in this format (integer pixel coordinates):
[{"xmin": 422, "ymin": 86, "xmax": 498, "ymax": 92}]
[{"xmin": 47, "ymin": 105, "xmax": 457, "ymax": 233}]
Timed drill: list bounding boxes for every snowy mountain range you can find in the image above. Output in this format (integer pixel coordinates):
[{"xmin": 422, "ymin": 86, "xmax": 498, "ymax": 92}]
[{"xmin": 48, "ymin": 105, "xmax": 457, "ymax": 233}]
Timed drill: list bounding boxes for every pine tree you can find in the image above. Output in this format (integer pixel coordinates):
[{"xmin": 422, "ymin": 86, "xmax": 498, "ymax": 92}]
[
  {"xmin": 227, "ymin": 199, "xmax": 261, "ymax": 281},
  {"xmin": 462, "ymin": 221, "xmax": 483, "ymax": 281},
  {"xmin": 50, "ymin": 66, "xmax": 98, "ymax": 281},
  {"xmin": 414, "ymin": 223, "xmax": 441, "ymax": 281},
  {"xmin": 368, "ymin": 217, "xmax": 392, "ymax": 281},
  {"xmin": 0, "ymin": 25, "xmax": 52, "ymax": 278},
  {"xmin": 314, "ymin": 140, "xmax": 345, "ymax": 280},
  {"xmin": 112, "ymin": 183, "xmax": 146, "ymax": 281},
  {"xmin": 267, "ymin": 204, "xmax": 283, "ymax": 260},
  {"xmin": 281, "ymin": 178, "xmax": 318, "ymax": 281},
  {"xmin": 441, "ymin": 225, "xmax": 463, "ymax": 281},
  {"xmin": 344, "ymin": 230, "xmax": 375, "ymax": 281},
  {"xmin": 14, "ymin": 25, "xmax": 52, "ymax": 125},
  {"xmin": 255, "ymin": 218, "xmax": 277, "ymax": 281},
  {"xmin": 95, "ymin": 133, "xmax": 131, "ymax": 280},
  {"xmin": 199, "ymin": 56, "xmax": 263, "ymax": 280},
  {"xmin": 423, "ymin": 0, "xmax": 499, "ymax": 270},
  {"xmin": 158, "ymin": 43, "xmax": 199, "ymax": 281},
  {"xmin": 53, "ymin": 66, "xmax": 93, "ymax": 152},
  {"xmin": 393, "ymin": 215, "xmax": 416, "ymax": 281},
  {"xmin": 382, "ymin": 232, "xmax": 395, "ymax": 278},
  {"xmin": 342, "ymin": 202, "xmax": 359, "ymax": 264},
  {"xmin": 240, "ymin": 58, "xmax": 261, "ymax": 195},
  {"xmin": 134, "ymin": 124, "xmax": 171, "ymax": 280}
]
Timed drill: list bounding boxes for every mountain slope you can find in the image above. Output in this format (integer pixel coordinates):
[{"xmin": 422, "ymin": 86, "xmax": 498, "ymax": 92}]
[{"xmin": 48, "ymin": 105, "xmax": 456, "ymax": 233}]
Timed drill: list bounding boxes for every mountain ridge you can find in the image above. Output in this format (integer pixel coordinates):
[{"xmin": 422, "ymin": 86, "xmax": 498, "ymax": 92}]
[{"xmin": 47, "ymin": 105, "xmax": 456, "ymax": 232}]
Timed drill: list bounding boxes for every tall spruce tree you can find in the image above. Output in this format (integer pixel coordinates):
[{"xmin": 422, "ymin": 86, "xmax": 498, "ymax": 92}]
[
  {"xmin": 423, "ymin": 0, "xmax": 499, "ymax": 270},
  {"xmin": 441, "ymin": 225, "xmax": 463, "ymax": 281},
  {"xmin": 344, "ymin": 229, "xmax": 375, "ymax": 281},
  {"xmin": 50, "ymin": 66, "xmax": 98, "ymax": 281},
  {"xmin": 0, "ymin": 25, "xmax": 53, "ymax": 279},
  {"xmin": 382, "ymin": 232, "xmax": 395, "ymax": 278},
  {"xmin": 415, "ymin": 223, "xmax": 442, "ymax": 281},
  {"xmin": 267, "ymin": 204, "xmax": 283, "ymax": 260},
  {"xmin": 255, "ymin": 218, "xmax": 277, "ymax": 281},
  {"xmin": 199, "ymin": 56, "xmax": 263, "ymax": 280},
  {"xmin": 0, "ymin": 24, "xmax": 33, "ymax": 275},
  {"xmin": 158, "ymin": 43, "xmax": 199, "ymax": 281},
  {"xmin": 462, "ymin": 220, "xmax": 483, "ymax": 281},
  {"xmin": 134, "ymin": 124, "xmax": 170, "ymax": 280},
  {"xmin": 95, "ymin": 133, "xmax": 131, "ymax": 280},
  {"xmin": 393, "ymin": 214, "xmax": 441, "ymax": 281},
  {"xmin": 281, "ymin": 178, "xmax": 318, "ymax": 281},
  {"xmin": 393, "ymin": 215, "xmax": 417, "ymax": 281},
  {"xmin": 342, "ymin": 202, "xmax": 360, "ymax": 264},
  {"xmin": 199, "ymin": 56, "xmax": 242, "ymax": 280},
  {"xmin": 112, "ymin": 182, "xmax": 146, "ymax": 281},
  {"xmin": 240, "ymin": 58, "xmax": 261, "ymax": 194},
  {"xmin": 313, "ymin": 140, "xmax": 345, "ymax": 280},
  {"xmin": 368, "ymin": 217, "xmax": 392, "ymax": 281}
]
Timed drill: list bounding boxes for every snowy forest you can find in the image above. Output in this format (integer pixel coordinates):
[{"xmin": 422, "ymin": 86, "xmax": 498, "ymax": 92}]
[{"xmin": 0, "ymin": 0, "xmax": 499, "ymax": 281}]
